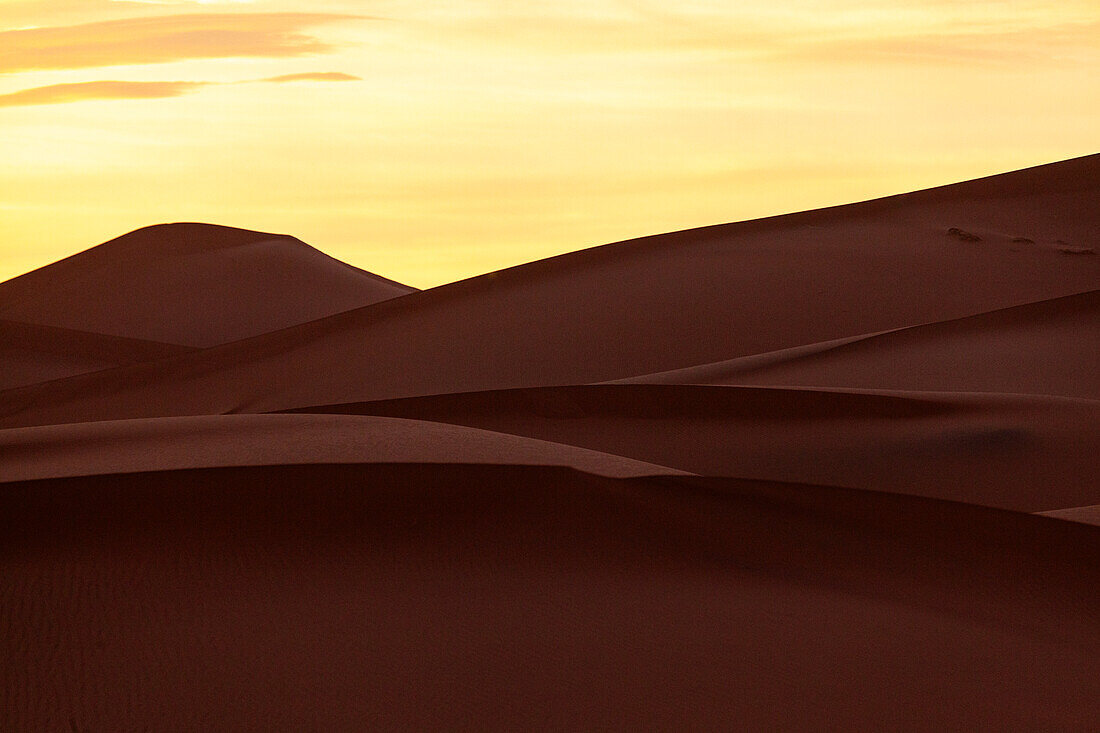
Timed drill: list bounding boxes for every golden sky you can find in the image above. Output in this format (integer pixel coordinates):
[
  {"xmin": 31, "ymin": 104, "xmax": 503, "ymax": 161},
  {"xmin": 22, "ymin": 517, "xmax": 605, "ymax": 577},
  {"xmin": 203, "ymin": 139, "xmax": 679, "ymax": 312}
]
[{"xmin": 1, "ymin": 0, "xmax": 1097, "ymax": 288}]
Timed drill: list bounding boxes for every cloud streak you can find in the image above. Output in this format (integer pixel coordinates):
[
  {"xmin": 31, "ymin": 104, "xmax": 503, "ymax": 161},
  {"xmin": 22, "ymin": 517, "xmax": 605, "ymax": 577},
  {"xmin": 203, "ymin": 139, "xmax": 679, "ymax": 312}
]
[
  {"xmin": 0, "ymin": 71, "xmax": 361, "ymax": 107},
  {"xmin": 262, "ymin": 72, "xmax": 360, "ymax": 83},
  {"xmin": 0, "ymin": 79, "xmax": 207, "ymax": 107},
  {"xmin": 775, "ymin": 20, "xmax": 1100, "ymax": 65},
  {"xmin": 412, "ymin": 7, "xmax": 1098, "ymax": 67},
  {"xmin": 0, "ymin": 12, "xmax": 366, "ymax": 73}
]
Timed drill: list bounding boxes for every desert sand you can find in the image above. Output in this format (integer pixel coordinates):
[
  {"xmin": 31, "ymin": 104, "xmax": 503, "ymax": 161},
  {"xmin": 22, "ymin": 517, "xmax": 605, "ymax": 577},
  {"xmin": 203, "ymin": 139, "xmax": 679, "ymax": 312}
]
[
  {"xmin": 2, "ymin": 154, "xmax": 1098, "ymax": 730},
  {"xmin": 0, "ymin": 222, "xmax": 415, "ymax": 348},
  {"xmin": 0, "ymin": 318, "xmax": 193, "ymax": 390}
]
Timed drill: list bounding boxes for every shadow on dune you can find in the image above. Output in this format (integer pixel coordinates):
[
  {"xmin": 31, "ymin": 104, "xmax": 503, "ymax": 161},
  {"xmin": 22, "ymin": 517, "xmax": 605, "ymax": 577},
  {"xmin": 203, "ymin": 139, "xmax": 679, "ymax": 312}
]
[{"xmin": 3, "ymin": 464, "xmax": 1098, "ymax": 730}]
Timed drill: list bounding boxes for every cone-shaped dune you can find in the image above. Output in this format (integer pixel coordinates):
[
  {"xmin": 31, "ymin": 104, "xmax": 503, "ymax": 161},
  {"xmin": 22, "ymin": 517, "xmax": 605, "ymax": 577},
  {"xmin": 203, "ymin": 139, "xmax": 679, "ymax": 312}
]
[
  {"xmin": 2, "ymin": 155, "xmax": 1098, "ymax": 730},
  {"xmin": 0, "ymin": 222, "xmax": 415, "ymax": 348}
]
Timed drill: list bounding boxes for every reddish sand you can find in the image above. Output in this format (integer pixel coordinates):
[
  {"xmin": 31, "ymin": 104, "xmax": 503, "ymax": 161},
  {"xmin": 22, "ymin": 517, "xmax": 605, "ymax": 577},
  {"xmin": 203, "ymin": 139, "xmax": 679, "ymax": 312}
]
[
  {"xmin": 615, "ymin": 289, "xmax": 1100, "ymax": 399},
  {"xmin": 2, "ymin": 155, "xmax": 1098, "ymax": 729},
  {"xmin": 0, "ymin": 223, "xmax": 415, "ymax": 347},
  {"xmin": 284, "ymin": 386, "xmax": 1100, "ymax": 512},
  {"xmin": 1039, "ymin": 504, "xmax": 1100, "ymax": 526},
  {"xmin": 3, "ymin": 466, "xmax": 1098, "ymax": 730},
  {"xmin": 0, "ymin": 318, "xmax": 192, "ymax": 390},
  {"xmin": 0, "ymin": 413, "xmax": 687, "ymax": 481}
]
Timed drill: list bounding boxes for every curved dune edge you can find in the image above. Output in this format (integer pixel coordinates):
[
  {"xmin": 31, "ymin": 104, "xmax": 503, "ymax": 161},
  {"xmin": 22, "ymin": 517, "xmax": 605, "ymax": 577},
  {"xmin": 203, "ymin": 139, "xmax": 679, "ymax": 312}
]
[
  {"xmin": 282, "ymin": 384, "xmax": 1100, "ymax": 512},
  {"xmin": 1038, "ymin": 505, "xmax": 1100, "ymax": 527},
  {"xmin": 3, "ymin": 463, "xmax": 1098, "ymax": 730},
  {"xmin": 0, "ymin": 318, "xmax": 195, "ymax": 391},
  {"xmin": 0, "ymin": 413, "xmax": 689, "ymax": 482},
  {"xmin": 609, "ymin": 288, "xmax": 1100, "ymax": 400}
]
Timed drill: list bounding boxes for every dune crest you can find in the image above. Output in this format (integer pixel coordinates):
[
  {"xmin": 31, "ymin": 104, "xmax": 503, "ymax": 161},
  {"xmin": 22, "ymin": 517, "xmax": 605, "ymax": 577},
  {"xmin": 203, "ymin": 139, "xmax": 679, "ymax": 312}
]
[
  {"xmin": 0, "ymin": 222, "xmax": 415, "ymax": 347},
  {"xmin": 0, "ymin": 318, "xmax": 193, "ymax": 390},
  {"xmin": 0, "ymin": 413, "xmax": 688, "ymax": 482},
  {"xmin": 614, "ymin": 289, "xmax": 1100, "ymax": 400},
  {"xmin": 284, "ymin": 385, "xmax": 1100, "ymax": 511}
]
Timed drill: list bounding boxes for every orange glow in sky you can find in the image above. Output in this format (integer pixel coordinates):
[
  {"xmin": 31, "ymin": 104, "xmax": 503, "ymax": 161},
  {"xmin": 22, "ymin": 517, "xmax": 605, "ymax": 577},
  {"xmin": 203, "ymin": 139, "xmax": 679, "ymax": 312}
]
[{"xmin": 1, "ymin": 0, "xmax": 1097, "ymax": 287}]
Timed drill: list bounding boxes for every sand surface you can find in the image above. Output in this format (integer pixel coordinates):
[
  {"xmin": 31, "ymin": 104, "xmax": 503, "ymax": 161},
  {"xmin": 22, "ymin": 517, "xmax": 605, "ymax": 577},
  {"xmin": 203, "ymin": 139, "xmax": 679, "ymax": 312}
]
[
  {"xmin": 1038, "ymin": 504, "xmax": 1100, "ymax": 526},
  {"xmin": 614, "ymin": 289, "xmax": 1100, "ymax": 399},
  {"xmin": 0, "ymin": 223, "xmax": 415, "ymax": 348},
  {"xmin": 0, "ymin": 318, "xmax": 193, "ymax": 390},
  {"xmin": 3, "ymin": 465, "xmax": 1098, "ymax": 730},
  {"xmin": 2, "ymin": 155, "xmax": 1098, "ymax": 730},
  {"xmin": 0, "ymin": 413, "xmax": 687, "ymax": 481},
  {"xmin": 284, "ymin": 386, "xmax": 1100, "ymax": 512},
  {"xmin": 0, "ymin": 156, "xmax": 1096, "ymax": 428}
]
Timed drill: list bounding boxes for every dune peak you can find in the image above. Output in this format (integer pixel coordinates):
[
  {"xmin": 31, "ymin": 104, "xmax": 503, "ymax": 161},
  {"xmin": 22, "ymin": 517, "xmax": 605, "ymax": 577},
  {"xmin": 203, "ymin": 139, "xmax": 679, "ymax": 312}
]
[
  {"xmin": 96, "ymin": 221, "xmax": 305, "ymax": 259},
  {"xmin": 0, "ymin": 221, "xmax": 415, "ymax": 347}
]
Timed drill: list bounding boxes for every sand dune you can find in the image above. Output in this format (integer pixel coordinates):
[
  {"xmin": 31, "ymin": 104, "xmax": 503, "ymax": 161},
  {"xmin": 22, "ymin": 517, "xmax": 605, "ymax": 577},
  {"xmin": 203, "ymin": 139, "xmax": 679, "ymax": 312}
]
[
  {"xmin": 616, "ymin": 289, "xmax": 1100, "ymax": 399},
  {"xmin": 0, "ymin": 222, "xmax": 415, "ymax": 347},
  {"xmin": 0, "ymin": 318, "xmax": 193, "ymax": 390},
  {"xmin": 3, "ymin": 464, "xmax": 1097, "ymax": 730},
  {"xmin": 0, "ymin": 413, "xmax": 687, "ymax": 482},
  {"xmin": 0, "ymin": 155, "xmax": 1096, "ymax": 428},
  {"xmin": 3, "ymin": 155, "xmax": 1098, "ymax": 729},
  {"xmin": 285, "ymin": 385, "xmax": 1100, "ymax": 511},
  {"xmin": 1039, "ymin": 504, "xmax": 1100, "ymax": 527}
]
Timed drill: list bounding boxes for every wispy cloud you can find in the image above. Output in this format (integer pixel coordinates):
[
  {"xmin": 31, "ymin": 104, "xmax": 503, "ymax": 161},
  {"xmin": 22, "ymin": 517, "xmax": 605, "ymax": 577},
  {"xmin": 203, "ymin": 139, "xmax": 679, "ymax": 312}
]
[
  {"xmin": 412, "ymin": 6, "xmax": 1098, "ymax": 67},
  {"xmin": 761, "ymin": 19, "xmax": 1100, "ymax": 67},
  {"xmin": 262, "ymin": 72, "xmax": 360, "ymax": 83},
  {"xmin": 0, "ymin": 12, "xmax": 366, "ymax": 73},
  {"xmin": 0, "ymin": 79, "xmax": 207, "ymax": 106},
  {"xmin": 0, "ymin": 71, "xmax": 361, "ymax": 107}
]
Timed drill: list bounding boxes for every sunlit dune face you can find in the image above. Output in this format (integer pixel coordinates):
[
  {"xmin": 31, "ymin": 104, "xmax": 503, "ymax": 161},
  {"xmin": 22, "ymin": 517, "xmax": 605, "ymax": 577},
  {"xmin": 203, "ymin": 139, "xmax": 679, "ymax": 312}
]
[{"xmin": 1, "ymin": 0, "xmax": 1097, "ymax": 287}]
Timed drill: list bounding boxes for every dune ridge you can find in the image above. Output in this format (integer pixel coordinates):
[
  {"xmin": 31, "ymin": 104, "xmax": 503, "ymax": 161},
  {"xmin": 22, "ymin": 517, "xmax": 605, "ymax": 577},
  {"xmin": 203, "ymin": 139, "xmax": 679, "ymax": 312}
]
[
  {"xmin": 0, "ymin": 318, "xmax": 194, "ymax": 390},
  {"xmin": 1039, "ymin": 504, "xmax": 1100, "ymax": 526},
  {"xmin": 613, "ymin": 288, "xmax": 1100, "ymax": 400},
  {"xmin": 282, "ymin": 384, "xmax": 1100, "ymax": 512},
  {"xmin": 0, "ymin": 413, "xmax": 688, "ymax": 482},
  {"xmin": 0, "ymin": 155, "xmax": 1096, "ymax": 429}
]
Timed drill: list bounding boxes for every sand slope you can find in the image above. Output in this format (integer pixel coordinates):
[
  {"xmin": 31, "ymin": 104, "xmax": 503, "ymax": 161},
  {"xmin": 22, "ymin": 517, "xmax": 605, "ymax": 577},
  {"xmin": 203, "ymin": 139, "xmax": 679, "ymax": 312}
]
[
  {"xmin": 617, "ymin": 289, "xmax": 1100, "ymax": 399},
  {"xmin": 3, "ymin": 464, "xmax": 1097, "ymax": 731},
  {"xmin": 0, "ymin": 413, "xmax": 687, "ymax": 482},
  {"xmin": 0, "ymin": 318, "xmax": 193, "ymax": 390},
  {"xmin": 0, "ymin": 155, "xmax": 1097, "ymax": 428},
  {"xmin": 1039, "ymin": 504, "xmax": 1100, "ymax": 527},
  {"xmin": 0, "ymin": 223, "xmax": 415, "ymax": 347},
  {"xmin": 285, "ymin": 385, "xmax": 1100, "ymax": 512}
]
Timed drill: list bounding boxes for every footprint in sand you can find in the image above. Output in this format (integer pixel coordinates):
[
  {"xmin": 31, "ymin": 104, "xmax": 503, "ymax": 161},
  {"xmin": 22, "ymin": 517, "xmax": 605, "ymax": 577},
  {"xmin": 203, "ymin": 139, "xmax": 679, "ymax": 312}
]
[{"xmin": 946, "ymin": 227, "xmax": 981, "ymax": 242}]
